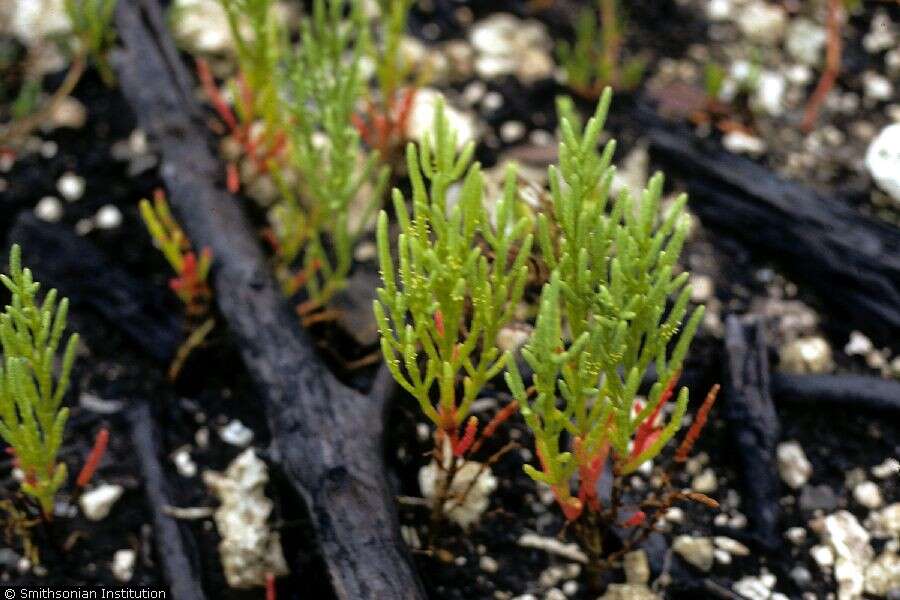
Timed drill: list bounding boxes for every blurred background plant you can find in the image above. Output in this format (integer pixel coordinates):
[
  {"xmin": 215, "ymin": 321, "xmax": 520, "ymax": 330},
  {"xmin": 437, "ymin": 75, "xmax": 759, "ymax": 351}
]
[
  {"xmin": 557, "ymin": 0, "xmax": 646, "ymax": 98},
  {"xmin": 0, "ymin": 0, "xmax": 118, "ymax": 147}
]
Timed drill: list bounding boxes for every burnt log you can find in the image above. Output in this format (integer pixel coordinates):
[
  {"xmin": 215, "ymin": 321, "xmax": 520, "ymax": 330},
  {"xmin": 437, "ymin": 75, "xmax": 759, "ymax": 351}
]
[
  {"xmin": 773, "ymin": 372, "xmax": 900, "ymax": 413},
  {"xmin": 8, "ymin": 214, "xmax": 182, "ymax": 363},
  {"xmin": 722, "ymin": 315, "xmax": 780, "ymax": 551},
  {"xmin": 128, "ymin": 401, "xmax": 207, "ymax": 600},
  {"xmin": 646, "ymin": 122, "xmax": 900, "ymax": 351},
  {"xmin": 111, "ymin": 1, "xmax": 425, "ymax": 598}
]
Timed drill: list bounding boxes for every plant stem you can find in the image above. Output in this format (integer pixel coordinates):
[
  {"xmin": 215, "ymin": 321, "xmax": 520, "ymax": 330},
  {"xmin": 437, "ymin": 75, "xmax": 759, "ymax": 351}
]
[
  {"xmin": 801, "ymin": 0, "xmax": 842, "ymax": 132},
  {"xmin": 0, "ymin": 53, "xmax": 87, "ymax": 147}
]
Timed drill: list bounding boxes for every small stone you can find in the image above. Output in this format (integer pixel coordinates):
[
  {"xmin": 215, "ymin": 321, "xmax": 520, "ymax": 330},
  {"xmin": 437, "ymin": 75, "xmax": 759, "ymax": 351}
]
[
  {"xmin": 866, "ymin": 124, "xmax": 900, "ymax": 204},
  {"xmin": 691, "ymin": 468, "xmax": 717, "ymax": 494},
  {"xmin": 811, "ymin": 544, "xmax": 835, "ymax": 568},
  {"xmin": 800, "ymin": 484, "xmax": 838, "ymax": 513},
  {"xmin": 865, "ymin": 551, "xmax": 900, "ymax": 597},
  {"xmin": 79, "ymin": 483, "xmax": 124, "ymax": 521},
  {"xmin": 863, "ymin": 72, "xmax": 894, "ymax": 102},
  {"xmin": 872, "ymin": 458, "xmax": 900, "ymax": 479},
  {"xmin": 729, "ymin": 512, "xmax": 748, "ymax": 530},
  {"xmin": 50, "ymin": 96, "xmax": 87, "ymax": 129},
  {"xmin": 112, "ymin": 549, "xmax": 136, "ymax": 582},
  {"xmin": 219, "ymin": 419, "xmax": 254, "ymax": 447},
  {"xmin": 598, "ymin": 584, "xmax": 660, "ymax": 600},
  {"xmin": 733, "ymin": 575, "xmax": 774, "ymax": 600},
  {"xmin": 665, "ymin": 507, "xmax": 685, "ymax": 524},
  {"xmin": 517, "ymin": 533, "xmax": 588, "ymax": 564},
  {"xmin": 543, "ymin": 589, "xmax": 565, "ymax": 600},
  {"xmin": 407, "ymin": 88, "xmax": 478, "ymax": 148},
  {"xmin": 94, "ymin": 205, "xmax": 123, "ymax": 230},
  {"xmin": 777, "ymin": 441, "xmax": 813, "ymax": 488},
  {"xmin": 689, "ymin": 274, "xmax": 714, "ymax": 303},
  {"xmin": 500, "ymin": 121, "xmax": 526, "ymax": 144},
  {"xmin": 714, "ymin": 536, "xmax": 750, "ymax": 556},
  {"xmin": 752, "ymin": 71, "xmax": 786, "ymax": 117},
  {"xmin": 673, "ymin": 535, "xmax": 715, "ymax": 572},
  {"xmin": 173, "ymin": 447, "xmax": 197, "ymax": 478},
  {"xmin": 496, "ymin": 325, "xmax": 531, "ymax": 353},
  {"xmin": 623, "ymin": 550, "xmax": 649, "ymax": 584},
  {"xmin": 706, "ymin": 0, "xmax": 732, "ymax": 21},
  {"xmin": 786, "ymin": 19, "xmax": 827, "ymax": 66},
  {"xmin": 791, "ymin": 566, "xmax": 812, "ymax": 588},
  {"xmin": 714, "ymin": 549, "xmax": 731, "ymax": 565},
  {"xmin": 779, "ymin": 337, "xmax": 833, "ymax": 374},
  {"xmin": 737, "ymin": 2, "xmax": 786, "ymax": 44},
  {"xmin": 34, "ymin": 196, "xmax": 63, "ymax": 223},
  {"xmin": 479, "ymin": 555, "xmax": 499, "ymax": 573},
  {"xmin": 723, "ymin": 131, "xmax": 767, "ymax": 156},
  {"xmin": 57, "ymin": 172, "xmax": 85, "ymax": 202},
  {"xmin": 863, "ymin": 11, "xmax": 897, "ymax": 53},
  {"xmin": 785, "ymin": 527, "xmax": 807, "ymax": 545},
  {"xmin": 420, "ymin": 442, "xmax": 497, "ymax": 529},
  {"xmin": 561, "ymin": 580, "xmax": 578, "ymax": 597},
  {"xmin": 853, "ymin": 481, "xmax": 883, "ymax": 509}
]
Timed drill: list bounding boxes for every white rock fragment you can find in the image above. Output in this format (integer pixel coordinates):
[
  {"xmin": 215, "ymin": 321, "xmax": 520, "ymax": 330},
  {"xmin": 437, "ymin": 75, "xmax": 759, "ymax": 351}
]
[
  {"xmin": 776, "ymin": 441, "xmax": 813, "ymax": 489},
  {"xmin": 479, "ymin": 555, "xmax": 499, "ymax": 573},
  {"xmin": 673, "ymin": 535, "xmax": 715, "ymax": 572},
  {"xmin": 821, "ymin": 511, "xmax": 874, "ymax": 600},
  {"xmin": 171, "ymin": 0, "xmax": 235, "ymax": 54},
  {"xmin": 752, "ymin": 71, "xmax": 786, "ymax": 117},
  {"xmin": 733, "ymin": 574, "xmax": 776, "ymax": 600},
  {"xmin": 786, "ymin": 19, "xmax": 827, "ymax": 66},
  {"xmin": 737, "ymin": 2, "xmax": 786, "ymax": 44},
  {"xmin": 864, "ymin": 551, "xmax": 900, "ymax": 597},
  {"xmin": 173, "ymin": 447, "xmax": 198, "ymax": 478},
  {"xmin": 845, "ymin": 330, "xmax": 875, "ymax": 356},
  {"xmin": 811, "ymin": 544, "xmax": 835, "ymax": 568},
  {"xmin": 517, "ymin": 533, "xmax": 588, "ymax": 564},
  {"xmin": 219, "ymin": 419, "xmax": 254, "ymax": 447},
  {"xmin": 57, "ymin": 172, "xmax": 85, "ymax": 202},
  {"xmin": 863, "ymin": 12, "xmax": 897, "ymax": 54},
  {"xmin": 691, "ymin": 468, "xmax": 717, "ymax": 494},
  {"xmin": 863, "ymin": 72, "xmax": 894, "ymax": 102},
  {"xmin": 204, "ymin": 449, "xmax": 289, "ymax": 588},
  {"xmin": 872, "ymin": 458, "xmax": 900, "ymax": 480},
  {"xmin": 95, "ymin": 205, "xmax": 123, "ymax": 230},
  {"xmin": 597, "ymin": 584, "xmax": 659, "ymax": 600},
  {"xmin": 51, "ymin": 97, "xmax": 87, "ymax": 130},
  {"xmin": 866, "ymin": 124, "xmax": 900, "ymax": 204},
  {"xmin": 406, "ymin": 88, "xmax": 478, "ymax": 149},
  {"xmin": 723, "ymin": 131, "xmax": 767, "ymax": 156},
  {"xmin": 34, "ymin": 197, "xmax": 63, "ymax": 223},
  {"xmin": 623, "ymin": 550, "xmax": 650, "ymax": 584},
  {"xmin": 871, "ymin": 503, "xmax": 900, "ymax": 538},
  {"xmin": 780, "ymin": 337, "xmax": 833, "ymax": 374},
  {"xmin": 112, "ymin": 549, "xmax": 136, "ymax": 582},
  {"xmin": 496, "ymin": 325, "xmax": 531, "ymax": 353},
  {"xmin": 469, "ymin": 14, "xmax": 553, "ymax": 84},
  {"xmin": 715, "ymin": 536, "xmax": 750, "ymax": 556},
  {"xmin": 3, "ymin": 0, "xmax": 71, "ymax": 48},
  {"xmin": 80, "ymin": 483, "xmax": 125, "ymax": 521},
  {"xmin": 853, "ymin": 481, "xmax": 883, "ymax": 509},
  {"xmin": 419, "ymin": 439, "xmax": 497, "ymax": 529},
  {"xmin": 785, "ymin": 526, "xmax": 807, "ymax": 545},
  {"xmin": 706, "ymin": 0, "xmax": 732, "ymax": 21}
]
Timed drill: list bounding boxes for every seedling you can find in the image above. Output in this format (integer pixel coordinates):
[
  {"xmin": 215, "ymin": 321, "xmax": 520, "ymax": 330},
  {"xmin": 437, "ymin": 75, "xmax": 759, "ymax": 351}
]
[
  {"xmin": 140, "ymin": 190, "xmax": 215, "ymax": 380},
  {"xmin": 557, "ymin": 0, "xmax": 646, "ymax": 98},
  {"xmin": 0, "ymin": 245, "xmax": 79, "ymax": 518},
  {"xmin": 506, "ymin": 89, "xmax": 718, "ymax": 578},
  {"xmin": 375, "ymin": 101, "xmax": 532, "ymax": 527},
  {"xmin": 277, "ymin": 0, "xmax": 389, "ymax": 309}
]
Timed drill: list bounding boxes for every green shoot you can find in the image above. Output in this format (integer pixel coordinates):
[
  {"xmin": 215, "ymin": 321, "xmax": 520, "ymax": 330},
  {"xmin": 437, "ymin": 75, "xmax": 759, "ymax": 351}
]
[{"xmin": 0, "ymin": 245, "xmax": 79, "ymax": 517}]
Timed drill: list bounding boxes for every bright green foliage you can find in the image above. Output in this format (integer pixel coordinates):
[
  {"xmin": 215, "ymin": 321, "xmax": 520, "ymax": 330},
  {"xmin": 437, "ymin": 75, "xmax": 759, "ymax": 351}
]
[
  {"xmin": 277, "ymin": 0, "xmax": 389, "ymax": 304},
  {"xmin": 217, "ymin": 0, "xmax": 284, "ymax": 134},
  {"xmin": 0, "ymin": 245, "xmax": 79, "ymax": 516},
  {"xmin": 64, "ymin": 0, "xmax": 119, "ymax": 84},
  {"xmin": 375, "ymin": 102, "xmax": 533, "ymax": 432},
  {"xmin": 557, "ymin": 0, "xmax": 645, "ymax": 97},
  {"xmin": 506, "ymin": 89, "xmax": 703, "ymax": 517}
]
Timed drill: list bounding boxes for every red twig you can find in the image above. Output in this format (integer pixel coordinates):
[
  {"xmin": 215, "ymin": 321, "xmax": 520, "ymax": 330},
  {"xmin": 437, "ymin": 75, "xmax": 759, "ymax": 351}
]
[
  {"xmin": 675, "ymin": 384, "xmax": 720, "ymax": 463},
  {"xmin": 630, "ymin": 370, "xmax": 680, "ymax": 460},
  {"xmin": 801, "ymin": 0, "xmax": 843, "ymax": 132},
  {"xmin": 195, "ymin": 58, "xmax": 237, "ymax": 131},
  {"xmin": 266, "ymin": 572, "xmax": 276, "ymax": 600},
  {"xmin": 76, "ymin": 427, "xmax": 110, "ymax": 488},
  {"xmin": 452, "ymin": 416, "xmax": 478, "ymax": 457},
  {"xmin": 468, "ymin": 400, "xmax": 518, "ymax": 455}
]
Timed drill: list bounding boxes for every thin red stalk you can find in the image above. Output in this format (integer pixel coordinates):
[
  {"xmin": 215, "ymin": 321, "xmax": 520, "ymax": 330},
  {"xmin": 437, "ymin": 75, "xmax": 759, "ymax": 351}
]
[
  {"xmin": 195, "ymin": 58, "xmax": 237, "ymax": 131},
  {"xmin": 674, "ymin": 384, "xmax": 720, "ymax": 463},
  {"xmin": 453, "ymin": 416, "xmax": 478, "ymax": 457},
  {"xmin": 76, "ymin": 427, "xmax": 109, "ymax": 488},
  {"xmin": 801, "ymin": 0, "xmax": 842, "ymax": 132},
  {"xmin": 266, "ymin": 573, "xmax": 276, "ymax": 600},
  {"xmin": 468, "ymin": 400, "xmax": 518, "ymax": 455},
  {"xmin": 630, "ymin": 370, "xmax": 680, "ymax": 459}
]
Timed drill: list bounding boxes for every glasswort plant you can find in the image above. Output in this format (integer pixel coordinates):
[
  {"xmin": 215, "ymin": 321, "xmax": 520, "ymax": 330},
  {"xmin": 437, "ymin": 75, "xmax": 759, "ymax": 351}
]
[
  {"xmin": 506, "ymin": 89, "xmax": 717, "ymax": 573},
  {"xmin": 0, "ymin": 245, "xmax": 79, "ymax": 517},
  {"xmin": 375, "ymin": 101, "xmax": 532, "ymax": 526}
]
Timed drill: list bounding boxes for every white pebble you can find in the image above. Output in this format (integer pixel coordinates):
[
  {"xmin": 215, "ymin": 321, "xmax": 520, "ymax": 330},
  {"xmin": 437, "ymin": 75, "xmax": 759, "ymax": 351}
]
[
  {"xmin": 852, "ymin": 480, "xmax": 883, "ymax": 509},
  {"xmin": 34, "ymin": 196, "xmax": 63, "ymax": 223},
  {"xmin": 57, "ymin": 172, "xmax": 85, "ymax": 202},
  {"xmin": 94, "ymin": 204, "xmax": 123, "ymax": 230},
  {"xmin": 112, "ymin": 549, "xmax": 136, "ymax": 582},
  {"xmin": 173, "ymin": 448, "xmax": 197, "ymax": 478},
  {"xmin": 79, "ymin": 483, "xmax": 124, "ymax": 521},
  {"xmin": 219, "ymin": 419, "xmax": 254, "ymax": 447}
]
